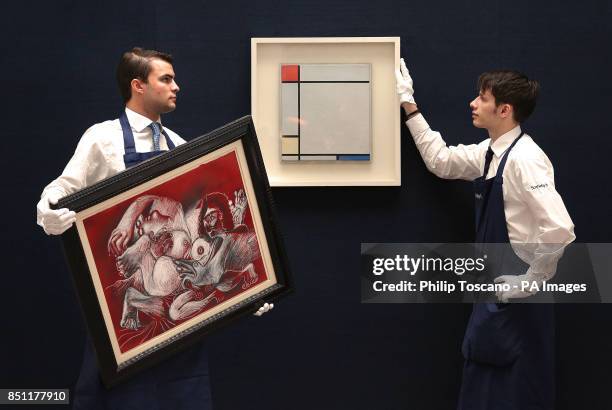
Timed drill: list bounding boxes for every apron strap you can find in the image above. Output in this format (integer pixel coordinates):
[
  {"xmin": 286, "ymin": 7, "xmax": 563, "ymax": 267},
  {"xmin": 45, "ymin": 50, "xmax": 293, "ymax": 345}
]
[{"xmin": 119, "ymin": 111, "xmax": 136, "ymax": 154}]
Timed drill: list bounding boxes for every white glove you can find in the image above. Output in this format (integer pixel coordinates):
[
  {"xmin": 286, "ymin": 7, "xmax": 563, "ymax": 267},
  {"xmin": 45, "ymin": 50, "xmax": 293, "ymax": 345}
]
[
  {"xmin": 36, "ymin": 190, "xmax": 76, "ymax": 235},
  {"xmin": 253, "ymin": 302, "xmax": 274, "ymax": 317},
  {"xmin": 494, "ymin": 273, "xmax": 540, "ymax": 303},
  {"xmin": 395, "ymin": 58, "xmax": 415, "ymax": 104}
]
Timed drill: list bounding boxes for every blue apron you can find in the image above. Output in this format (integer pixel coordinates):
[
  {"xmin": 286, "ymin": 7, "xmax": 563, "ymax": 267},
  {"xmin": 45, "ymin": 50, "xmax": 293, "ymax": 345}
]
[
  {"xmin": 72, "ymin": 112, "xmax": 212, "ymax": 410},
  {"xmin": 458, "ymin": 133, "xmax": 555, "ymax": 410}
]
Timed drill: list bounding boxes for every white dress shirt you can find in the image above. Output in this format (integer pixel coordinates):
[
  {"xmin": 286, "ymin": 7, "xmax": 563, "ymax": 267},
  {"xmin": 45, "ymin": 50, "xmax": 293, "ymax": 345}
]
[
  {"xmin": 38, "ymin": 108, "xmax": 185, "ymax": 220},
  {"xmin": 406, "ymin": 114, "xmax": 575, "ymax": 281}
]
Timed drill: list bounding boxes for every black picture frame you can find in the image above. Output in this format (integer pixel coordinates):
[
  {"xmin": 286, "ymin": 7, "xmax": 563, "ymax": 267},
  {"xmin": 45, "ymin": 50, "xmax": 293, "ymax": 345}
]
[{"xmin": 56, "ymin": 116, "xmax": 292, "ymax": 387}]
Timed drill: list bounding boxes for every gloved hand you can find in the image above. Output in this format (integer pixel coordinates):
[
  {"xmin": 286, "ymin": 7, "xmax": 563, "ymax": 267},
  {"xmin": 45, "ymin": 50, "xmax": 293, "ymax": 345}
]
[
  {"xmin": 36, "ymin": 190, "xmax": 76, "ymax": 235},
  {"xmin": 395, "ymin": 58, "xmax": 415, "ymax": 104},
  {"xmin": 253, "ymin": 302, "xmax": 274, "ymax": 317},
  {"xmin": 494, "ymin": 273, "xmax": 540, "ymax": 303}
]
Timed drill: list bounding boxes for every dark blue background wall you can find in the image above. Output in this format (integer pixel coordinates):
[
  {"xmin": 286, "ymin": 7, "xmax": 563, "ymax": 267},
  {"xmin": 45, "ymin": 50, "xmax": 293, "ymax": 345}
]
[{"xmin": 2, "ymin": 0, "xmax": 611, "ymax": 409}]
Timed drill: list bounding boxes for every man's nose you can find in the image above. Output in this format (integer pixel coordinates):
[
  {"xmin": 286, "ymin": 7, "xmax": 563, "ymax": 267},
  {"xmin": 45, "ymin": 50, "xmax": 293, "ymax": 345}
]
[
  {"xmin": 469, "ymin": 98, "xmax": 477, "ymax": 110},
  {"xmin": 173, "ymin": 81, "xmax": 180, "ymax": 93}
]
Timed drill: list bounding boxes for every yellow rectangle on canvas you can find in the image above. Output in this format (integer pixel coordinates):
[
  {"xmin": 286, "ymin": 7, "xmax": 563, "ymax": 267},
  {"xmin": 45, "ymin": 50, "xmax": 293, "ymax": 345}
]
[{"xmin": 281, "ymin": 137, "xmax": 299, "ymax": 155}]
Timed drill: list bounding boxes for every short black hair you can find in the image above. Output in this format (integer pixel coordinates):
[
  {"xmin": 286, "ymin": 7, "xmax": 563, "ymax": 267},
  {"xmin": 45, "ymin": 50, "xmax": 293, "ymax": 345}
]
[
  {"xmin": 116, "ymin": 47, "xmax": 173, "ymax": 103},
  {"xmin": 477, "ymin": 70, "xmax": 539, "ymax": 123}
]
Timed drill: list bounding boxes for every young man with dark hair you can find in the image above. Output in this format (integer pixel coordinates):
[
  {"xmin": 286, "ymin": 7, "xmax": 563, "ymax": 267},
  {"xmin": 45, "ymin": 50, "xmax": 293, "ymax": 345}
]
[
  {"xmin": 36, "ymin": 47, "xmax": 272, "ymax": 410},
  {"xmin": 396, "ymin": 60, "xmax": 574, "ymax": 409}
]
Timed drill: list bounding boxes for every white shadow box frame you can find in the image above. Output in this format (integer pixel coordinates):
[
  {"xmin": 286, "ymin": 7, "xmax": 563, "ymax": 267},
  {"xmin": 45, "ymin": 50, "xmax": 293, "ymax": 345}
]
[{"xmin": 251, "ymin": 37, "xmax": 401, "ymax": 187}]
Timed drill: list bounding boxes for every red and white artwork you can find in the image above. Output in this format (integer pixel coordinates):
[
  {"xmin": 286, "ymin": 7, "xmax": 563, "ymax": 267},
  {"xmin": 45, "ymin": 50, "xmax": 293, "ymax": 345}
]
[{"xmin": 81, "ymin": 151, "xmax": 267, "ymax": 353}]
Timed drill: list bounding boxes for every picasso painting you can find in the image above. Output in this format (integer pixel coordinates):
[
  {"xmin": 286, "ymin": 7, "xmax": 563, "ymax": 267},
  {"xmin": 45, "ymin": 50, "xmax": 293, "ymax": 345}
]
[{"xmin": 57, "ymin": 117, "xmax": 291, "ymax": 386}]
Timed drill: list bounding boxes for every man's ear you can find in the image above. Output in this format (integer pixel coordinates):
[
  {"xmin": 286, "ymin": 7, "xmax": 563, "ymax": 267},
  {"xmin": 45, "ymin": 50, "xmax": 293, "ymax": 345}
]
[
  {"xmin": 499, "ymin": 103, "xmax": 513, "ymax": 119},
  {"xmin": 131, "ymin": 78, "xmax": 146, "ymax": 96}
]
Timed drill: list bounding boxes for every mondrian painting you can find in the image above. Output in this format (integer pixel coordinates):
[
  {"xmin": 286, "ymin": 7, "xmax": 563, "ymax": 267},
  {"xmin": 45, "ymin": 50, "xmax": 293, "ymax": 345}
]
[{"xmin": 280, "ymin": 64, "xmax": 371, "ymax": 161}]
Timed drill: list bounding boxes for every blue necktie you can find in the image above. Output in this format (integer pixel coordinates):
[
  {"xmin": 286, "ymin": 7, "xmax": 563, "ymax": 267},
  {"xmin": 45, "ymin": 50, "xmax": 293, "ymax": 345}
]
[
  {"xmin": 149, "ymin": 122, "xmax": 161, "ymax": 151},
  {"xmin": 482, "ymin": 146, "xmax": 494, "ymax": 177},
  {"xmin": 485, "ymin": 146, "xmax": 494, "ymax": 165}
]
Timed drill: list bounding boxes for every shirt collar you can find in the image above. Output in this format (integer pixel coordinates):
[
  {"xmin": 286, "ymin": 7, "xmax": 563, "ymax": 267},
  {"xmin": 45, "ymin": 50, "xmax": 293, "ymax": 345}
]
[
  {"xmin": 490, "ymin": 125, "xmax": 522, "ymax": 158},
  {"xmin": 124, "ymin": 107, "xmax": 163, "ymax": 133}
]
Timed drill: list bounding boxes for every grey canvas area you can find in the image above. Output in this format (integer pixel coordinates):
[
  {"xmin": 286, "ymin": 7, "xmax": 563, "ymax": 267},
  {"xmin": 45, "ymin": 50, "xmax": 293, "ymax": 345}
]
[
  {"xmin": 299, "ymin": 63, "xmax": 371, "ymax": 82},
  {"xmin": 281, "ymin": 83, "xmax": 299, "ymax": 136},
  {"xmin": 300, "ymin": 82, "xmax": 371, "ymax": 155},
  {"xmin": 296, "ymin": 155, "xmax": 338, "ymax": 161},
  {"xmin": 361, "ymin": 243, "xmax": 610, "ymax": 303}
]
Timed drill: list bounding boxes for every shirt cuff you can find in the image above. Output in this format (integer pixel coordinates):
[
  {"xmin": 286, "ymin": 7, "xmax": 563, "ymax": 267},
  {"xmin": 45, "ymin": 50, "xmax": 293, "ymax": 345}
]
[
  {"xmin": 405, "ymin": 114, "xmax": 430, "ymax": 137},
  {"xmin": 41, "ymin": 186, "xmax": 68, "ymax": 201},
  {"xmin": 526, "ymin": 264, "xmax": 557, "ymax": 283}
]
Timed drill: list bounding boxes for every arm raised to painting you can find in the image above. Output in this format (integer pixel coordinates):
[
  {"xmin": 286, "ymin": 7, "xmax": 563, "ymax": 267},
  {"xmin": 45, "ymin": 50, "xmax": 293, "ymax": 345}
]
[{"xmin": 396, "ymin": 58, "xmax": 485, "ymax": 181}]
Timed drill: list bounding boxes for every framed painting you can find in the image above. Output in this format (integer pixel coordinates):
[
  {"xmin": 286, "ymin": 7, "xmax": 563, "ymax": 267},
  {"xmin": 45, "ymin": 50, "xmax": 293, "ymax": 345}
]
[
  {"xmin": 251, "ymin": 37, "xmax": 401, "ymax": 186},
  {"xmin": 55, "ymin": 116, "xmax": 292, "ymax": 387}
]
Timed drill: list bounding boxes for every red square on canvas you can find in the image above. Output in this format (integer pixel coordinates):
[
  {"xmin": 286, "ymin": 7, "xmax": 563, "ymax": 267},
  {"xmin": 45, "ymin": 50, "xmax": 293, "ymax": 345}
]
[{"xmin": 281, "ymin": 64, "xmax": 299, "ymax": 82}]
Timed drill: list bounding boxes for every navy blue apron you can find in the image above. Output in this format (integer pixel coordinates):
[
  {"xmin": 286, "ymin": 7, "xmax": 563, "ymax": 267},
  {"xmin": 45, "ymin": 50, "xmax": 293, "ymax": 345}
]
[
  {"xmin": 72, "ymin": 112, "xmax": 212, "ymax": 410},
  {"xmin": 458, "ymin": 134, "xmax": 555, "ymax": 410}
]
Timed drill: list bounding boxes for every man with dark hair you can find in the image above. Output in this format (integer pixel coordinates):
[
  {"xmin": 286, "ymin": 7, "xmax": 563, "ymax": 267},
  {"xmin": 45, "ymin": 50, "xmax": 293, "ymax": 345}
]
[
  {"xmin": 396, "ymin": 60, "xmax": 574, "ymax": 409},
  {"xmin": 36, "ymin": 47, "xmax": 272, "ymax": 409}
]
